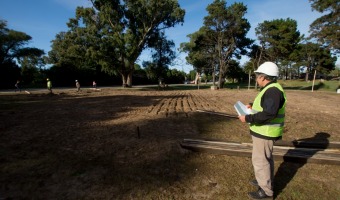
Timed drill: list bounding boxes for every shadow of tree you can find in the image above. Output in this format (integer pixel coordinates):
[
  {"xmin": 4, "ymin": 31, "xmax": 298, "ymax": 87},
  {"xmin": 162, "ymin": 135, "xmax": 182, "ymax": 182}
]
[
  {"xmin": 0, "ymin": 91, "xmax": 240, "ymax": 199},
  {"xmin": 273, "ymin": 132, "xmax": 330, "ymax": 198}
]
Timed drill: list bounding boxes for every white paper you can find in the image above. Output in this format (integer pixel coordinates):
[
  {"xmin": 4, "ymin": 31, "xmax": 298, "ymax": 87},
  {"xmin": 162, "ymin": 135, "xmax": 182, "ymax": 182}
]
[{"xmin": 234, "ymin": 101, "xmax": 256, "ymax": 116}]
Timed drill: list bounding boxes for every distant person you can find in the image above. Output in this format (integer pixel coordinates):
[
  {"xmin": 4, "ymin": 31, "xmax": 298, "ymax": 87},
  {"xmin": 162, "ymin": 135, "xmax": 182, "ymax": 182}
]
[
  {"xmin": 75, "ymin": 80, "xmax": 80, "ymax": 92},
  {"xmin": 93, "ymin": 81, "xmax": 97, "ymax": 88},
  {"xmin": 15, "ymin": 80, "xmax": 21, "ymax": 92},
  {"xmin": 46, "ymin": 78, "xmax": 52, "ymax": 94},
  {"xmin": 238, "ymin": 62, "xmax": 286, "ymax": 199}
]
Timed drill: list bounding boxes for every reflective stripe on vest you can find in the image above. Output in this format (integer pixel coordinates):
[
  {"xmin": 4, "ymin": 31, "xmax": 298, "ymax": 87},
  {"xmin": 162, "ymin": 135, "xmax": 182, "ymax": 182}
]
[{"xmin": 250, "ymin": 83, "xmax": 286, "ymax": 138}]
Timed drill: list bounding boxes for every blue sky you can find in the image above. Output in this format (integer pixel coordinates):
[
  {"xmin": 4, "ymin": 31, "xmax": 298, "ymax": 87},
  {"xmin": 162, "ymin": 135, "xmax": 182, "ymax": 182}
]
[{"xmin": 1, "ymin": 0, "xmax": 335, "ymax": 73}]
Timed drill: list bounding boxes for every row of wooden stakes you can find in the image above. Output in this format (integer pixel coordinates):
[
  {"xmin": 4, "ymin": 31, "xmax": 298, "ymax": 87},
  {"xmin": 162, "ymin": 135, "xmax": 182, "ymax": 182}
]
[{"xmin": 180, "ymin": 139, "xmax": 340, "ymax": 165}]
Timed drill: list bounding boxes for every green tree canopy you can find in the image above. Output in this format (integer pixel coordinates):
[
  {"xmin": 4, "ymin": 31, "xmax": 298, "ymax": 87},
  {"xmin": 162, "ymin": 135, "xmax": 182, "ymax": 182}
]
[
  {"xmin": 255, "ymin": 18, "xmax": 301, "ymax": 63},
  {"xmin": 180, "ymin": 28, "xmax": 212, "ymax": 73},
  {"xmin": 0, "ymin": 19, "xmax": 45, "ymax": 88},
  {"xmin": 255, "ymin": 18, "xmax": 302, "ymax": 79},
  {"xmin": 302, "ymin": 42, "xmax": 336, "ymax": 73},
  {"xmin": 0, "ymin": 19, "xmax": 44, "ymax": 65},
  {"xmin": 181, "ymin": 0, "xmax": 252, "ymax": 87},
  {"xmin": 143, "ymin": 31, "xmax": 176, "ymax": 81},
  {"xmin": 309, "ymin": 0, "xmax": 340, "ymax": 54},
  {"xmin": 49, "ymin": 0, "xmax": 185, "ymax": 87},
  {"xmin": 204, "ymin": 0, "xmax": 252, "ymax": 87}
]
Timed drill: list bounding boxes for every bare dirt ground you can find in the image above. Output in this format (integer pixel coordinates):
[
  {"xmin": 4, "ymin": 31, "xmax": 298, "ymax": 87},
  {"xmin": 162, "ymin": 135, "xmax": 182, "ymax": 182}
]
[{"xmin": 1, "ymin": 87, "xmax": 340, "ymax": 199}]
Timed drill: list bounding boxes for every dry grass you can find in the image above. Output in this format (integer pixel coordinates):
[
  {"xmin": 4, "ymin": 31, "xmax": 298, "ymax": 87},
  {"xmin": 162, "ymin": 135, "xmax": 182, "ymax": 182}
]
[{"xmin": 0, "ymin": 87, "xmax": 340, "ymax": 199}]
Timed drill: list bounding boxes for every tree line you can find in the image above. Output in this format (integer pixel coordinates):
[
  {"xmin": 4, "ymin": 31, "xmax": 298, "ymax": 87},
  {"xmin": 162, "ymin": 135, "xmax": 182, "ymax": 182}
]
[
  {"xmin": 180, "ymin": 0, "xmax": 339, "ymax": 88},
  {"xmin": 1, "ymin": 0, "xmax": 339, "ymax": 89}
]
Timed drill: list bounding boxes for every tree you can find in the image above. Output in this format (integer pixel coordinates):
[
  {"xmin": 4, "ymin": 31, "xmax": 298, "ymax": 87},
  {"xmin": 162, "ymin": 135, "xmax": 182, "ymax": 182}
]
[
  {"xmin": 181, "ymin": 1, "xmax": 252, "ymax": 88},
  {"xmin": 20, "ymin": 51, "xmax": 46, "ymax": 85},
  {"xmin": 295, "ymin": 41, "xmax": 336, "ymax": 80},
  {"xmin": 188, "ymin": 70, "xmax": 197, "ymax": 82},
  {"xmin": 48, "ymin": 25, "xmax": 112, "ymax": 86},
  {"xmin": 51, "ymin": 0, "xmax": 185, "ymax": 87},
  {"xmin": 143, "ymin": 31, "xmax": 176, "ymax": 83},
  {"xmin": 247, "ymin": 44, "xmax": 266, "ymax": 73},
  {"xmin": 203, "ymin": 0, "xmax": 252, "ymax": 88},
  {"xmin": 224, "ymin": 59, "xmax": 245, "ymax": 83},
  {"xmin": 0, "ymin": 20, "xmax": 44, "ymax": 65},
  {"xmin": 166, "ymin": 68, "xmax": 186, "ymax": 84},
  {"xmin": 329, "ymin": 65, "xmax": 340, "ymax": 78},
  {"xmin": 0, "ymin": 19, "xmax": 45, "ymax": 88},
  {"xmin": 309, "ymin": 0, "xmax": 340, "ymax": 54},
  {"xmin": 180, "ymin": 28, "xmax": 214, "ymax": 85},
  {"xmin": 256, "ymin": 18, "xmax": 301, "ymax": 62},
  {"xmin": 255, "ymin": 18, "xmax": 301, "ymax": 78},
  {"xmin": 48, "ymin": 31, "xmax": 94, "ymax": 69}
]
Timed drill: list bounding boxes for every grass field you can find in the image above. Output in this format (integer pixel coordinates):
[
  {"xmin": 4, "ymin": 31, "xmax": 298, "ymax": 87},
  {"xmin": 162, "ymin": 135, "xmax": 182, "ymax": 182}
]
[
  {"xmin": 0, "ymin": 81, "xmax": 339, "ymax": 199},
  {"xmin": 224, "ymin": 79, "xmax": 340, "ymax": 92}
]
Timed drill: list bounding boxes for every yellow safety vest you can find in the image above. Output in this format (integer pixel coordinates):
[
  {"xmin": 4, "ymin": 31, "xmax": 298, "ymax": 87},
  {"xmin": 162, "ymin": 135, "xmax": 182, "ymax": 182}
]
[
  {"xmin": 250, "ymin": 83, "xmax": 286, "ymax": 138},
  {"xmin": 47, "ymin": 81, "xmax": 52, "ymax": 88}
]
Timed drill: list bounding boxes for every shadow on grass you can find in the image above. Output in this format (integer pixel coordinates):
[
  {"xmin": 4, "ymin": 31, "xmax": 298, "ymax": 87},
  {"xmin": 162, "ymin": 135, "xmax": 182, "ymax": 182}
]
[
  {"xmin": 273, "ymin": 132, "xmax": 330, "ymax": 198},
  {"xmin": 0, "ymin": 92, "xmax": 238, "ymax": 199}
]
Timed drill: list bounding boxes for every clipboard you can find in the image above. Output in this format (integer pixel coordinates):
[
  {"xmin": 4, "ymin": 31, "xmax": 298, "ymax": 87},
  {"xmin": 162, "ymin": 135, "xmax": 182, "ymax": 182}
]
[{"xmin": 234, "ymin": 101, "xmax": 256, "ymax": 116}]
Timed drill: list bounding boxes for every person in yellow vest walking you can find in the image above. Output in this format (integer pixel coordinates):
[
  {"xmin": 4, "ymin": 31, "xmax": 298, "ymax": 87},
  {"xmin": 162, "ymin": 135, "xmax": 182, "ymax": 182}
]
[
  {"xmin": 46, "ymin": 78, "xmax": 52, "ymax": 94},
  {"xmin": 238, "ymin": 62, "xmax": 286, "ymax": 200}
]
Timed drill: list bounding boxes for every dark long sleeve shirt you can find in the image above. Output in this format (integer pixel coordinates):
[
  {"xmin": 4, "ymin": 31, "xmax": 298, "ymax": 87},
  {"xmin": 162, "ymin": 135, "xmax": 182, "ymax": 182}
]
[{"xmin": 245, "ymin": 81, "xmax": 285, "ymax": 140}]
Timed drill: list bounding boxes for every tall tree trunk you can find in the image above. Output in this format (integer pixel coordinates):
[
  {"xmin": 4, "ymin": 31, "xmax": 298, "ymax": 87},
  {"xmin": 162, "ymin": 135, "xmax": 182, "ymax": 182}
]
[
  {"xmin": 127, "ymin": 72, "xmax": 132, "ymax": 87},
  {"xmin": 121, "ymin": 72, "xmax": 133, "ymax": 87},
  {"xmin": 218, "ymin": 71, "xmax": 223, "ymax": 88},
  {"xmin": 121, "ymin": 61, "xmax": 134, "ymax": 87},
  {"xmin": 248, "ymin": 70, "xmax": 251, "ymax": 90},
  {"xmin": 212, "ymin": 64, "xmax": 216, "ymax": 86},
  {"xmin": 195, "ymin": 72, "xmax": 200, "ymax": 84},
  {"xmin": 305, "ymin": 67, "xmax": 310, "ymax": 81},
  {"xmin": 121, "ymin": 73, "xmax": 128, "ymax": 87}
]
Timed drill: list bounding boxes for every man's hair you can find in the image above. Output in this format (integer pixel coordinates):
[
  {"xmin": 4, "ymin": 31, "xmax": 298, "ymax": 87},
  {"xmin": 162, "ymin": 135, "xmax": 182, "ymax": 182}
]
[{"xmin": 256, "ymin": 73, "xmax": 277, "ymax": 81}]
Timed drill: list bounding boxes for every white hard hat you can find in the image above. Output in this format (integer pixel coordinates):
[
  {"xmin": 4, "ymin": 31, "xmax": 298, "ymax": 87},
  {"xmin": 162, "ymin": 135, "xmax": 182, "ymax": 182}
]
[{"xmin": 254, "ymin": 62, "xmax": 279, "ymax": 77}]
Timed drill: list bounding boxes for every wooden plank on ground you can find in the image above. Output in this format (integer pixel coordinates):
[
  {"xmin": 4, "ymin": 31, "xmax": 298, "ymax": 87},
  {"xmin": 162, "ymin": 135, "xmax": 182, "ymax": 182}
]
[
  {"xmin": 180, "ymin": 139, "xmax": 340, "ymax": 165},
  {"xmin": 196, "ymin": 109, "xmax": 239, "ymax": 119}
]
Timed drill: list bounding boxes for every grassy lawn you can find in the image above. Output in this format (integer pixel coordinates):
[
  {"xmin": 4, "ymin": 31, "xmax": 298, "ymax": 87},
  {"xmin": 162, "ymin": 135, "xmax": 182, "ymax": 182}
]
[{"xmin": 223, "ymin": 79, "xmax": 340, "ymax": 92}]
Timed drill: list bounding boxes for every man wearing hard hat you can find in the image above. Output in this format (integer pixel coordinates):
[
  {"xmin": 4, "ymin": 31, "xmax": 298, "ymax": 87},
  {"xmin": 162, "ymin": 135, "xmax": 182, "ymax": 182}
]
[{"xmin": 239, "ymin": 62, "xmax": 286, "ymax": 199}]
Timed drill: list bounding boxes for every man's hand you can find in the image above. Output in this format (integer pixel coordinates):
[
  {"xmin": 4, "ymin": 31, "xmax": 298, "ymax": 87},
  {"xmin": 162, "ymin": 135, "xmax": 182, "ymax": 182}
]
[{"xmin": 239, "ymin": 115, "xmax": 247, "ymax": 123}]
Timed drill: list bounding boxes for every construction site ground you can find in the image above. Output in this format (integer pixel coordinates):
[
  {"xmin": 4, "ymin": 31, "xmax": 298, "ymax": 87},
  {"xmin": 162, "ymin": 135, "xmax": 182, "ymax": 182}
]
[{"xmin": 1, "ymin": 86, "xmax": 340, "ymax": 199}]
